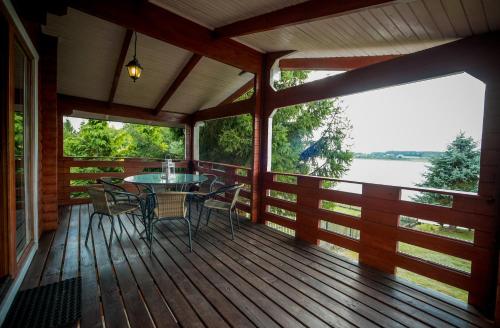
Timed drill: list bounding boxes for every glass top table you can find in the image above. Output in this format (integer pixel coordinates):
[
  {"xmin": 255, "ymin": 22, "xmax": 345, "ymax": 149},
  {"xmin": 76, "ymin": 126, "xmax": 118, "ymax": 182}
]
[{"xmin": 124, "ymin": 173, "xmax": 207, "ymax": 187}]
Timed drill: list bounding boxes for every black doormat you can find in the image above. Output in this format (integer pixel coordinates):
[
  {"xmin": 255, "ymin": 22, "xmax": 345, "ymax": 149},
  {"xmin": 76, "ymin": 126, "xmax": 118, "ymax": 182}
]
[{"xmin": 2, "ymin": 277, "xmax": 81, "ymax": 328}]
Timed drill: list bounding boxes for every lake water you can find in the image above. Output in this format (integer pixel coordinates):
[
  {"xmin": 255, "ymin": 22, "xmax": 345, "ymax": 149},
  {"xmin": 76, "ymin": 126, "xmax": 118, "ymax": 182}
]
[{"xmin": 341, "ymin": 158, "xmax": 429, "ymax": 187}]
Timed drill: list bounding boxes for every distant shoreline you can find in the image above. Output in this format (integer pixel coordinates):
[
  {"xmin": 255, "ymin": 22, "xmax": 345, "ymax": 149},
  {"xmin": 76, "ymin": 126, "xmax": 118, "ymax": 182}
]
[
  {"xmin": 353, "ymin": 157, "xmax": 430, "ymax": 163},
  {"xmin": 354, "ymin": 151, "xmax": 442, "ymax": 162}
]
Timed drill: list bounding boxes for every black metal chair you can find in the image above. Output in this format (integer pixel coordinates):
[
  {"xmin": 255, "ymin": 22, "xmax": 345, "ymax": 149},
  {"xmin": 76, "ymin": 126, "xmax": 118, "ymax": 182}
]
[
  {"xmin": 85, "ymin": 187, "xmax": 141, "ymax": 247},
  {"xmin": 194, "ymin": 184, "xmax": 243, "ymax": 240}
]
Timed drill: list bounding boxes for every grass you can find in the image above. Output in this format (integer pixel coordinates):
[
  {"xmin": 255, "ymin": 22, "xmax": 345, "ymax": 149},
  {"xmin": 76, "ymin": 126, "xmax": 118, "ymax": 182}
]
[
  {"xmin": 268, "ymin": 203, "xmax": 473, "ymax": 303},
  {"xmin": 398, "ymin": 242, "xmax": 471, "ymax": 273},
  {"xmin": 396, "ymin": 268, "xmax": 468, "ymax": 302}
]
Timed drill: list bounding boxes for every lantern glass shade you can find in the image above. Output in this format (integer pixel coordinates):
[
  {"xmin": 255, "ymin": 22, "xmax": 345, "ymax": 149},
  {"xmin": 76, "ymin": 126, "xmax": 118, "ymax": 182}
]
[{"xmin": 126, "ymin": 58, "xmax": 142, "ymax": 82}]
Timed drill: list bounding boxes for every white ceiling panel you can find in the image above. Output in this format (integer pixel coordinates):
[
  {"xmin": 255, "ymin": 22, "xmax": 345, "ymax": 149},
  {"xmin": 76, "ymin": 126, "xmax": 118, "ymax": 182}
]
[
  {"xmin": 150, "ymin": 0, "xmax": 307, "ymax": 29},
  {"xmin": 113, "ymin": 33, "xmax": 192, "ymax": 109},
  {"xmin": 43, "ymin": 9, "xmax": 125, "ymax": 101},
  {"xmin": 165, "ymin": 57, "xmax": 254, "ymax": 113}
]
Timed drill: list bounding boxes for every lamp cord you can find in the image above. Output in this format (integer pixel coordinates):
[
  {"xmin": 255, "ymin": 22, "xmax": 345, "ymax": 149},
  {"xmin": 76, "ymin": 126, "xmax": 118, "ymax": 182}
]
[{"xmin": 134, "ymin": 31, "xmax": 137, "ymax": 59}]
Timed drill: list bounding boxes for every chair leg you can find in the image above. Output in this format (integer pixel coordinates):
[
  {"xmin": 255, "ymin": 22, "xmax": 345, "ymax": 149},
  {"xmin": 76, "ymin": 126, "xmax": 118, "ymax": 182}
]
[
  {"xmin": 98, "ymin": 214, "xmax": 104, "ymax": 229},
  {"xmin": 195, "ymin": 206, "xmax": 203, "ymax": 236},
  {"xmin": 234, "ymin": 208, "xmax": 240, "ymax": 230},
  {"xmin": 185, "ymin": 218, "xmax": 193, "ymax": 252},
  {"xmin": 85, "ymin": 212, "xmax": 97, "ymax": 245},
  {"xmin": 109, "ymin": 215, "xmax": 115, "ymax": 247},
  {"xmin": 205, "ymin": 209, "xmax": 213, "ymax": 226},
  {"xmin": 228, "ymin": 210, "xmax": 235, "ymax": 240}
]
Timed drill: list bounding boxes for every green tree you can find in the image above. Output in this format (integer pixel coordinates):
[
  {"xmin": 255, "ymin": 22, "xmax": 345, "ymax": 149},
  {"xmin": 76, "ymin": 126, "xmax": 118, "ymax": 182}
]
[
  {"xmin": 114, "ymin": 123, "xmax": 184, "ymax": 159},
  {"xmin": 415, "ymin": 132, "xmax": 480, "ymax": 206},
  {"xmin": 65, "ymin": 119, "xmax": 115, "ymax": 157},
  {"xmin": 200, "ymin": 70, "xmax": 353, "ymax": 178}
]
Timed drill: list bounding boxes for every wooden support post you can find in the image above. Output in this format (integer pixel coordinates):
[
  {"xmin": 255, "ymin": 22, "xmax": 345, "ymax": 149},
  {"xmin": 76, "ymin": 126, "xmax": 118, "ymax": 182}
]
[
  {"xmin": 482, "ymin": 79, "xmax": 500, "ymax": 319},
  {"xmin": 359, "ymin": 184, "xmax": 400, "ymax": 274},
  {"xmin": 39, "ymin": 34, "xmax": 59, "ymax": 232},
  {"xmin": 295, "ymin": 176, "xmax": 320, "ymax": 244},
  {"xmin": 185, "ymin": 122, "xmax": 194, "ymax": 173},
  {"xmin": 251, "ymin": 51, "xmax": 293, "ymax": 224}
]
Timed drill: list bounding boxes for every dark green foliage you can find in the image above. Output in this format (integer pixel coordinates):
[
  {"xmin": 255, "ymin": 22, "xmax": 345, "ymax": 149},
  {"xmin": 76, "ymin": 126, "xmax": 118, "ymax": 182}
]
[
  {"xmin": 414, "ymin": 132, "xmax": 480, "ymax": 206},
  {"xmin": 200, "ymin": 70, "xmax": 353, "ymax": 179},
  {"xmin": 63, "ymin": 119, "xmax": 184, "ymax": 159}
]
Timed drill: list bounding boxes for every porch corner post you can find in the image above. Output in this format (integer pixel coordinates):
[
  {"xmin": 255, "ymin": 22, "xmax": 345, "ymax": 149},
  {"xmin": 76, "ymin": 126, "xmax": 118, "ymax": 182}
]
[
  {"xmin": 251, "ymin": 53, "xmax": 281, "ymax": 224},
  {"xmin": 185, "ymin": 121, "xmax": 195, "ymax": 173},
  {"xmin": 39, "ymin": 34, "xmax": 59, "ymax": 232}
]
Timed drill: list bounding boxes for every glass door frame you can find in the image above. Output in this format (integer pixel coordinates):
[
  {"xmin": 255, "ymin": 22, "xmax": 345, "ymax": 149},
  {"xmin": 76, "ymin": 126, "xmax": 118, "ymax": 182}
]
[{"xmin": 0, "ymin": 0, "xmax": 39, "ymax": 283}]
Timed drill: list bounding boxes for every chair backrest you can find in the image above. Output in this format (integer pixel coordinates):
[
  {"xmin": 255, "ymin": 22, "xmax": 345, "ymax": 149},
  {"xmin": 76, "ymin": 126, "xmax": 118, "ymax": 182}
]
[
  {"xmin": 230, "ymin": 184, "xmax": 244, "ymax": 209},
  {"xmin": 88, "ymin": 187, "xmax": 111, "ymax": 215},
  {"xmin": 99, "ymin": 177, "xmax": 125, "ymax": 192},
  {"xmin": 199, "ymin": 174, "xmax": 218, "ymax": 193},
  {"xmin": 155, "ymin": 192, "xmax": 187, "ymax": 219}
]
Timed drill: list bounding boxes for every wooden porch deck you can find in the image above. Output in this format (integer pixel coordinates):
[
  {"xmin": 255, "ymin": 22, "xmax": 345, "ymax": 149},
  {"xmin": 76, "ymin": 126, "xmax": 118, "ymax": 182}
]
[{"xmin": 21, "ymin": 205, "xmax": 492, "ymax": 328}]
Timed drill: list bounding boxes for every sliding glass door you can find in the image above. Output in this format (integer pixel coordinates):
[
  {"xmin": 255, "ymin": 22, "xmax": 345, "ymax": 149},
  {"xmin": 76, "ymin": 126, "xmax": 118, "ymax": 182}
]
[{"xmin": 13, "ymin": 40, "xmax": 32, "ymax": 260}]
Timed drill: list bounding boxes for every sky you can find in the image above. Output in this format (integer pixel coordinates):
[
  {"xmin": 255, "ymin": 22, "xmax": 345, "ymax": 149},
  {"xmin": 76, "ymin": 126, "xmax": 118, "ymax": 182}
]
[
  {"xmin": 306, "ymin": 71, "xmax": 485, "ymax": 153},
  {"xmin": 67, "ymin": 71, "xmax": 486, "ymax": 154}
]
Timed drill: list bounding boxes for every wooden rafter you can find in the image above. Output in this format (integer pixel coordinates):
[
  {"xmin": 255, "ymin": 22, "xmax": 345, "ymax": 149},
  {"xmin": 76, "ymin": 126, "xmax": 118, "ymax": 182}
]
[
  {"xmin": 192, "ymin": 97, "xmax": 255, "ymax": 123},
  {"xmin": 213, "ymin": 0, "xmax": 393, "ymax": 39},
  {"xmin": 67, "ymin": 0, "xmax": 262, "ymax": 72},
  {"xmin": 279, "ymin": 55, "xmax": 399, "ymax": 71},
  {"xmin": 154, "ymin": 53, "xmax": 202, "ymax": 115},
  {"xmin": 59, "ymin": 94, "xmax": 189, "ymax": 124},
  {"xmin": 108, "ymin": 28, "xmax": 133, "ymax": 105},
  {"xmin": 268, "ymin": 32, "xmax": 500, "ymax": 112},
  {"xmin": 218, "ymin": 78, "xmax": 255, "ymax": 106}
]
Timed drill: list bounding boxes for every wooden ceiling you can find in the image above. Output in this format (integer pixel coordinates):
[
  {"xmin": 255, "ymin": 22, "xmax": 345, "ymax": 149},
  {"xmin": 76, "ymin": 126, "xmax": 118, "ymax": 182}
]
[{"xmin": 40, "ymin": 0, "xmax": 500, "ymax": 126}]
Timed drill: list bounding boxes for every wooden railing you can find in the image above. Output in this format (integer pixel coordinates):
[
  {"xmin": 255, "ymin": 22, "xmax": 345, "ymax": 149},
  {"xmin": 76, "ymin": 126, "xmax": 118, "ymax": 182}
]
[
  {"xmin": 58, "ymin": 157, "xmax": 188, "ymax": 205},
  {"xmin": 262, "ymin": 171, "xmax": 496, "ymax": 308},
  {"xmin": 191, "ymin": 161, "xmax": 496, "ymax": 309},
  {"xmin": 194, "ymin": 160, "xmax": 253, "ymax": 218},
  {"xmin": 57, "ymin": 156, "xmax": 496, "ymax": 308}
]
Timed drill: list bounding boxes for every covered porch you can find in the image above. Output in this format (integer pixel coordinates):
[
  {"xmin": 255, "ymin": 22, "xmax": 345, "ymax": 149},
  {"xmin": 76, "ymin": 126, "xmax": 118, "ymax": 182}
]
[
  {"xmin": 23, "ymin": 203, "xmax": 492, "ymax": 328},
  {"xmin": 1, "ymin": 0, "xmax": 500, "ymax": 327}
]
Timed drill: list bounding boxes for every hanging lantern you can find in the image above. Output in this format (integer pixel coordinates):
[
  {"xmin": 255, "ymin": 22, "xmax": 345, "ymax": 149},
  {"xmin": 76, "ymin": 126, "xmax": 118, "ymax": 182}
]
[{"xmin": 126, "ymin": 31, "xmax": 143, "ymax": 82}]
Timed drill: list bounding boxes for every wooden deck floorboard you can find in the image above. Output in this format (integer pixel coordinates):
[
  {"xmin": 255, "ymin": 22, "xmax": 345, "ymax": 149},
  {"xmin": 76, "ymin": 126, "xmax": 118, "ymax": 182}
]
[{"xmin": 22, "ymin": 205, "xmax": 493, "ymax": 328}]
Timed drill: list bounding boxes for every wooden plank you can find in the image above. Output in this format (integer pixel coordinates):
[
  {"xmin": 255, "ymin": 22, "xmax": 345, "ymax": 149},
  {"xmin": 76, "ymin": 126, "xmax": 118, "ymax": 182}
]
[
  {"xmin": 116, "ymin": 216, "xmax": 196, "ymax": 327},
  {"xmin": 192, "ymin": 97, "xmax": 255, "ymax": 123},
  {"xmin": 232, "ymin": 219, "xmax": 485, "ymax": 328},
  {"xmin": 78, "ymin": 204, "xmax": 103, "ymax": 328},
  {"xmin": 40, "ymin": 206, "xmax": 71, "ymax": 285},
  {"xmin": 154, "ymin": 53, "xmax": 202, "ymax": 114},
  {"xmin": 213, "ymin": 0, "xmax": 394, "ymax": 39},
  {"xmin": 155, "ymin": 222, "xmax": 285, "ymax": 328},
  {"xmin": 61, "ymin": 205, "xmax": 80, "ymax": 280},
  {"xmin": 108, "ymin": 29, "xmax": 132, "ymax": 105},
  {"xmin": 90, "ymin": 205, "xmax": 129, "ymax": 328},
  {"xmin": 204, "ymin": 217, "xmax": 406, "ymax": 327},
  {"xmin": 279, "ymin": 55, "xmax": 399, "ymax": 71},
  {"xmin": 67, "ymin": 0, "xmax": 262, "ymax": 72},
  {"xmin": 269, "ymin": 32, "xmax": 500, "ymax": 111},
  {"xmin": 167, "ymin": 220, "xmax": 348, "ymax": 328},
  {"xmin": 245, "ymin": 221, "xmax": 491, "ymax": 326},
  {"xmin": 20, "ymin": 231, "xmax": 55, "ymax": 289},
  {"xmin": 58, "ymin": 94, "xmax": 189, "ymax": 124},
  {"xmin": 223, "ymin": 218, "xmax": 461, "ymax": 328},
  {"xmin": 218, "ymin": 79, "xmax": 255, "ymax": 106}
]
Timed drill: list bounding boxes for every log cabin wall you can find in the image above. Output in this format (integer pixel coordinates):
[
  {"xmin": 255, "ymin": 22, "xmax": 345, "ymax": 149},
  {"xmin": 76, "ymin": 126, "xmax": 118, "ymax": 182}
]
[{"xmin": 39, "ymin": 34, "xmax": 58, "ymax": 232}]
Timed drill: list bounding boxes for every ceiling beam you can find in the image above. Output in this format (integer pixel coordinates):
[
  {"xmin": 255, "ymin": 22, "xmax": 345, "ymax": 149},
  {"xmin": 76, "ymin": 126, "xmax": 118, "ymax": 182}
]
[
  {"xmin": 192, "ymin": 97, "xmax": 255, "ymax": 123},
  {"xmin": 268, "ymin": 32, "xmax": 500, "ymax": 112},
  {"xmin": 279, "ymin": 55, "xmax": 399, "ymax": 71},
  {"xmin": 67, "ymin": 0, "xmax": 262, "ymax": 72},
  {"xmin": 58, "ymin": 94, "xmax": 189, "ymax": 124},
  {"xmin": 108, "ymin": 28, "xmax": 133, "ymax": 105},
  {"xmin": 213, "ymin": 0, "xmax": 393, "ymax": 39},
  {"xmin": 218, "ymin": 78, "xmax": 255, "ymax": 106},
  {"xmin": 154, "ymin": 53, "xmax": 202, "ymax": 115}
]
